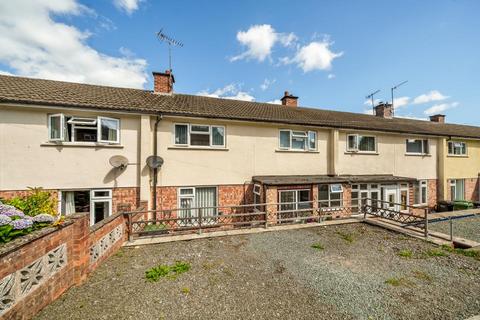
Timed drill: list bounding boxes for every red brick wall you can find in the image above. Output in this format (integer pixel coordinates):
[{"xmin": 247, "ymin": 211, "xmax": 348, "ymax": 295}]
[
  {"xmin": 112, "ymin": 187, "xmax": 140, "ymax": 213},
  {"xmin": 427, "ymin": 179, "xmax": 437, "ymax": 209},
  {"xmin": 0, "ymin": 213, "xmax": 127, "ymax": 320},
  {"xmin": 465, "ymin": 178, "xmax": 478, "ymax": 202}
]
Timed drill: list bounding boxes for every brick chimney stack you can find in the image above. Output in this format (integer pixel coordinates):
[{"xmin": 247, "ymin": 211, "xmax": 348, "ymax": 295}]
[
  {"xmin": 374, "ymin": 102, "xmax": 393, "ymax": 118},
  {"xmin": 281, "ymin": 91, "xmax": 298, "ymax": 107},
  {"xmin": 429, "ymin": 114, "xmax": 445, "ymax": 123},
  {"xmin": 152, "ymin": 70, "xmax": 175, "ymax": 94}
]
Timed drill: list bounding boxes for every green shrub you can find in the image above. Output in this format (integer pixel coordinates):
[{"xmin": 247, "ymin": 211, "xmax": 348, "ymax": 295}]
[
  {"xmin": 2, "ymin": 187, "xmax": 56, "ymax": 216},
  {"xmin": 145, "ymin": 261, "xmax": 191, "ymax": 282},
  {"xmin": 426, "ymin": 248, "xmax": 449, "ymax": 257}
]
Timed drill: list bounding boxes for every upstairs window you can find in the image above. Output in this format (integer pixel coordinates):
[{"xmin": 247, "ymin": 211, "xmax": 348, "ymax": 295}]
[
  {"xmin": 448, "ymin": 141, "xmax": 467, "ymax": 156},
  {"xmin": 279, "ymin": 129, "xmax": 317, "ymax": 151},
  {"xmin": 174, "ymin": 124, "xmax": 225, "ymax": 148},
  {"xmin": 347, "ymin": 134, "xmax": 376, "ymax": 153},
  {"xmin": 406, "ymin": 139, "xmax": 429, "ymax": 155},
  {"xmin": 47, "ymin": 114, "xmax": 120, "ymax": 144}
]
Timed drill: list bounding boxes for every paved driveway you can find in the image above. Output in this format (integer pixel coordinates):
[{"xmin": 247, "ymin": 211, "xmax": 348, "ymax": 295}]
[{"xmin": 36, "ymin": 223, "xmax": 480, "ymax": 320}]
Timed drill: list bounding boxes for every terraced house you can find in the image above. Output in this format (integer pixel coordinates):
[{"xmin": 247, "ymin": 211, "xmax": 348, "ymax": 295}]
[{"xmin": 1, "ymin": 71, "xmax": 480, "ymax": 226}]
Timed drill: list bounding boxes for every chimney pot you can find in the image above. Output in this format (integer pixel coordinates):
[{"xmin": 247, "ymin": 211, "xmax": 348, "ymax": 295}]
[
  {"xmin": 374, "ymin": 102, "xmax": 393, "ymax": 118},
  {"xmin": 152, "ymin": 70, "xmax": 175, "ymax": 94},
  {"xmin": 429, "ymin": 114, "xmax": 445, "ymax": 123},
  {"xmin": 281, "ymin": 90, "xmax": 298, "ymax": 107}
]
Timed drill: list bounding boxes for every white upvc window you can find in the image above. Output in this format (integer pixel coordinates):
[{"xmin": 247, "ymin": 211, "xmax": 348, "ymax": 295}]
[
  {"xmin": 448, "ymin": 141, "xmax": 467, "ymax": 156},
  {"xmin": 48, "ymin": 113, "xmax": 65, "ymax": 141},
  {"xmin": 47, "ymin": 113, "xmax": 120, "ymax": 144},
  {"xmin": 98, "ymin": 117, "xmax": 120, "ymax": 144},
  {"xmin": 346, "ymin": 134, "xmax": 376, "ymax": 153},
  {"xmin": 450, "ymin": 179, "xmax": 465, "ymax": 201},
  {"xmin": 319, "ymin": 184, "xmax": 343, "ymax": 208},
  {"xmin": 173, "ymin": 123, "xmax": 225, "ymax": 148},
  {"xmin": 278, "ymin": 129, "xmax": 317, "ymax": 151},
  {"xmin": 406, "ymin": 139, "xmax": 429, "ymax": 155},
  {"xmin": 178, "ymin": 186, "xmax": 218, "ymax": 226},
  {"xmin": 414, "ymin": 180, "xmax": 428, "ymax": 205}
]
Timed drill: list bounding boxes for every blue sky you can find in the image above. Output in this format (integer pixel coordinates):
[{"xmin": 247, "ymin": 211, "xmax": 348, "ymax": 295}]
[{"xmin": 0, "ymin": 1, "xmax": 479, "ymax": 125}]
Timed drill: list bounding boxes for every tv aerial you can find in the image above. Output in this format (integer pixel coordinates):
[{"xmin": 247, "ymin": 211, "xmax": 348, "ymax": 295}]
[
  {"xmin": 366, "ymin": 89, "xmax": 381, "ymax": 114},
  {"xmin": 146, "ymin": 155, "xmax": 164, "ymax": 169},
  {"xmin": 391, "ymin": 80, "xmax": 408, "ymax": 117},
  {"xmin": 109, "ymin": 155, "xmax": 129, "ymax": 170},
  {"xmin": 156, "ymin": 28, "xmax": 184, "ymax": 71}
]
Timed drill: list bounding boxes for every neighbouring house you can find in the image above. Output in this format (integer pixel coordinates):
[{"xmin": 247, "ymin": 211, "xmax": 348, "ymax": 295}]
[{"xmin": 1, "ymin": 71, "xmax": 480, "ymax": 226}]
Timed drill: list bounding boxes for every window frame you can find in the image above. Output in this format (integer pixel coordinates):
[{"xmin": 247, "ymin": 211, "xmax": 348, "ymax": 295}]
[
  {"xmin": 173, "ymin": 123, "xmax": 226, "ymax": 148},
  {"xmin": 90, "ymin": 189, "xmax": 112, "ymax": 226},
  {"xmin": 278, "ymin": 129, "xmax": 317, "ymax": 151},
  {"xmin": 98, "ymin": 116, "xmax": 120, "ymax": 144},
  {"xmin": 450, "ymin": 179, "xmax": 465, "ymax": 201},
  {"xmin": 405, "ymin": 139, "xmax": 429, "ymax": 155},
  {"xmin": 346, "ymin": 134, "xmax": 377, "ymax": 153},
  {"xmin": 48, "ymin": 113, "xmax": 65, "ymax": 142},
  {"xmin": 414, "ymin": 180, "xmax": 428, "ymax": 205},
  {"xmin": 319, "ymin": 184, "xmax": 344, "ymax": 208},
  {"xmin": 278, "ymin": 189, "xmax": 311, "ymax": 211},
  {"xmin": 448, "ymin": 141, "xmax": 467, "ymax": 156}
]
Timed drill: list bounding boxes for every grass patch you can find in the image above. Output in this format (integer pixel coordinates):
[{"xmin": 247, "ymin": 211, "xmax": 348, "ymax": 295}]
[
  {"xmin": 412, "ymin": 270, "xmax": 433, "ymax": 283},
  {"xmin": 397, "ymin": 249, "xmax": 413, "ymax": 258},
  {"xmin": 441, "ymin": 244, "xmax": 455, "ymax": 252},
  {"xmin": 455, "ymin": 249, "xmax": 480, "ymax": 260},
  {"xmin": 311, "ymin": 243, "xmax": 325, "ymax": 250},
  {"xmin": 385, "ymin": 277, "xmax": 413, "ymax": 287},
  {"xmin": 145, "ymin": 261, "xmax": 191, "ymax": 282},
  {"xmin": 337, "ymin": 231, "xmax": 354, "ymax": 243},
  {"xmin": 426, "ymin": 248, "xmax": 449, "ymax": 257}
]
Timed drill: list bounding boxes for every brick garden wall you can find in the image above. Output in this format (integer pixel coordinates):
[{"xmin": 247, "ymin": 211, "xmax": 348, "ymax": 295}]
[{"xmin": 0, "ymin": 212, "xmax": 128, "ymax": 320}]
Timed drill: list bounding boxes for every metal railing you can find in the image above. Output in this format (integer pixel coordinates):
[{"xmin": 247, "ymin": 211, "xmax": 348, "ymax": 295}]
[
  {"xmin": 361, "ymin": 197, "xmax": 429, "ymax": 237},
  {"xmin": 123, "ymin": 200, "xmax": 358, "ymax": 240}
]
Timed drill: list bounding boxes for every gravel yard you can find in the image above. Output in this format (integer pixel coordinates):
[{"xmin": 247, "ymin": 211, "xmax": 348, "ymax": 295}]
[
  {"xmin": 429, "ymin": 215, "xmax": 480, "ymax": 243},
  {"xmin": 35, "ymin": 223, "xmax": 480, "ymax": 320}
]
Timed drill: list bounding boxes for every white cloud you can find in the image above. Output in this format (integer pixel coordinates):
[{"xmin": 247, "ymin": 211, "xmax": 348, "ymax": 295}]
[
  {"xmin": 197, "ymin": 84, "xmax": 255, "ymax": 102},
  {"xmin": 363, "ymin": 109, "xmax": 374, "ymax": 115},
  {"xmin": 113, "ymin": 0, "xmax": 142, "ymax": 14},
  {"xmin": 231, "ymin": 24, "xmax": 297, "ymax": 62},
  {"xmin": 0, "ymin": 0, "xmax": 148, "ymax": 89},
  {"xmin": 393, "ymin": 96, "xmax": 410, "ymax": 108},
  {"xmin": 327, "ymin": 74, "xmax": 335, "ymax": 79},
  {"xmin": 424, "ymin": 102, "xmax": 459, "ymax": 115},
  {"xmin": 413, "ymin": 90, "xmax": 449, "ymax": 104},
  {"xmin": 282, "ymin": 40, "xmax": 343, "ymax": 72},
  {"xmin": 260, "ymin": 78, "xmax": 276, "ymax": 91},
  {"xmin": 267, "ymin": 99, "xmax": 282, "ymax": 105}
]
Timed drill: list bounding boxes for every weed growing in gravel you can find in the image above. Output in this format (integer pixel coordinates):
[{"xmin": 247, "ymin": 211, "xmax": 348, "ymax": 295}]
[
  {"xmin": 397, "ymin": 249, "xmax": 413, "ymax": 258},
  {"xmin": 181, "ymin": 287, "xmax": 190, "ymax": 295},
  {"xmin": 311, "ymin": 243, "xmax": 324, "ymax": 250},
  {"xmin": 412, "ymin": 270, "xmax": 433, "ymax": 283},
  {"xmin": 441, "ymin": 244, "xmax": 480, "ymax": 261},
  {"xmin": 426, "ymin": 248, "xmax": 449, "ymax": 257},
  {"xmin": 337, "ymin": 231, "xmax": 354, "ymax": 243},
  {"xmin": 385, "ymin": 277, "xmax": 412, "ymax": 287},
  {"xmin": 145, "ymin": 261, "xmax": 191, "ymax": 282},
  {"xmin": 114, "ymin": 250, "xmax": 124, "ymax": 258}
]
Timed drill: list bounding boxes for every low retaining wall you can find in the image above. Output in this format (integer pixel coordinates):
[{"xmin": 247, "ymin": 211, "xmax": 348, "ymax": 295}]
[{"xmin": 0, "ymin": 212, "xmax": 129, "ymax": 320}]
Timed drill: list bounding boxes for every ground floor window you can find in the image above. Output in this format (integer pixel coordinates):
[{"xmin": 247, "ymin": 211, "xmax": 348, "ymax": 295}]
[
  {"xmin": 178, "ymin": 186, "xmax": 217, "ymax": 225},
  {"xmin": 253, "ymin": 184, "xmax": 262, "ymax": 211},
  {"xmin": 351, "ymin": 184, "xmax": 380, "ymax": 212},
  {"xmin": 400, "ymin": 184, "xmax": 409, "ymax": 211},
  {"xmin": 278, "ymin": 189, "xmax": 311, "ymax": 221},
  {"xmin": 450, "ymin": 179, "xmax": 465, "ymax": 201},
  {"xmin": 414, "ymin": 180, "xmax": 428, "ymax": 205},
  {"xmin": 318, "ymin": 184, "xmax": 343, "ymax": 208},
  {"xmin": 61, "ymin": 189, "xmax": 112, "ymax": 226}
]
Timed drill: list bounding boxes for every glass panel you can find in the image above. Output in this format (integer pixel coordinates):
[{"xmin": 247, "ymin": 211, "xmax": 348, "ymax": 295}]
[
  {"xmin": 456, "ymin": 180, "xmax": 465, "ymax": 200},
  {"xmin": 279, "ymin": 131, "xmax": 291, "ymax": 149},
  {"xmin": 175, "ymin": 124, "xmax": 188, "ymax": 145},
  {"xmin": 298, "ymin": 190, "xmax": 311, "ymax": 209},
  {"xmin": 190, "ymin": 133, "xmax": 210, "ymax": 146},
  {"xmin": 179, "ymin": 197, "xmax": 195, "ymax": 225},
  {"xmin": 358, "ymin": 136, "xmax": 375, "ymax": 151},
  {"xmin": 292, "ymin": 137, "xmax": 306, "ymax": 150},
  {"xmin": 93, "ymin": 190, "xmax": 110, "ymax": 198},
  {"xmin": 400, "ymin": 190, "xmax": 408, "ymax": 210},
  {"xmin": 448, "ymin": 142, "xmax": 453, "ymax": 154},
  {"xmin": 406, "ymin": 139, "xmax": 422, "ymax": 153},
  {"xmin": 100, "ymin": 118, "xmax": 119, "ymax": 143},
  {"xmin": 191, "ymin": 125, "xmax": 209, "ymax": 132},
  {"xmin": 421, "ymin": 185, "xmax": 427, "ymax": 204},
  {"xmin": 74, "ymin": 127, "xmax": 97, "ymax": 142},
  {"xmin": 423, "ymin": 140, "xmax": 429, "ymax": 154},
  {"xmin": 414, "ymin": 182, "xmax": 421, "ymax": 204},
  {"xmin": 93, "ymin": 201, "xmax": 109, "ymax": 224},
  {"xmin": 180, "ymin": 188, "xmax": 194, "ymax": 196},
  {"xmin": 211, "ymin": 126, "xmax": 225, "ymax": 146},
  {"xmin": 371, "ymin": 191, "xmax": 379, "ymax": 211},
  {"xmin": 330, "ymin": 184, "xmax": 343, "ymax": 193},
  {"xmin": 49, "ymin": 115, "xmax": 62, "ymax": 140},
  {"xmin": 279, "ymin": 191, "xmax": 296, "ymax": 212},
  {"xmin": 330, "ymin": 191, "xmax": 342, "ymax": 207},
  {"xmin": 319, "ymin": 185, "xmax": 329, "ymax": 202},
  {"xmin": 308, "ymin": 131, "xmax": 316, "ymax": 150},
  {"xmin": 196, "ymin": 187, "xmax": 217, "ymax": 222},
  {"xmin": 347, "ymin": 135, "xmax": 357, "ymax": 150}
]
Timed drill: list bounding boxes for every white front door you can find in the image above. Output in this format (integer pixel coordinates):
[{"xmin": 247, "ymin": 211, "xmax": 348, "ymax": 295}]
[{"xmin": 384, "ymin": 187, "xmax": 398, "ymax": 211}]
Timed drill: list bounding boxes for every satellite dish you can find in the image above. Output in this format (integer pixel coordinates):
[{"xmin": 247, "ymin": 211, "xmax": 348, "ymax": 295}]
[
  {"xmin": 109, "ymin": 155, "xmax": 129, "ymax": 170},
  {"xmin": 146, "ymin": 155, "xmax": 164, "ymax": 169}
]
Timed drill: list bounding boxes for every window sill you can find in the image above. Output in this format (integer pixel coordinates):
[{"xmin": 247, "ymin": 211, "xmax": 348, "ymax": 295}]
[
  {"xmin": 405, "ymin": 153, "xmax": 431, "ymax": 157},
  {"xmin": 168, "ymin": 146, "xmax": 229, "ymax": 151},
  {"xmin": 344, "ymin": 151, "xmax": 379, "ymax": 155},
  {"xmin": 447, "ymin": 154, "xmax": 468, "ymax": 158},
  {"xmin": 41, "ymin": 142, "xmax": 123, "ymax": 148},
  {"xmin": 275, "ymin": 149, "xmax": 319, "ymax": 153}
]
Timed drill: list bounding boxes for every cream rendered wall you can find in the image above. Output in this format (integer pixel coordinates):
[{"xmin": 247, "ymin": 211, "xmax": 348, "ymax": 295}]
[
  {"xmin": 156, "ymin": 117, "xmax": 329, "ymax": 186},
  {"xmin": 0, "ymin": 106, "xmax": 141, "ymax": 190},
  {"xmin": 336, "ymin": 131, "xmax": 437, "ymax": 179},
  {"xmin": 443, "ymin": 139, "xmax": 480, "ymax": 178}
]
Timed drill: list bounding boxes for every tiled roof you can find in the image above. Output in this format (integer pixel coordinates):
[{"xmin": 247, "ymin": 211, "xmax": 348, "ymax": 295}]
[
  {"xmin": 1, "ymin": 74, "xmax": 480, "ymax": 138},
  {"xmin": 253, "ymin": 174, "xmax": 416, "ymax": 186}
]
